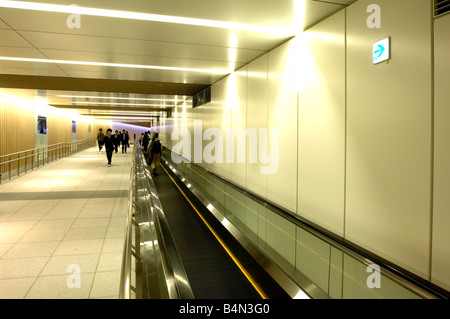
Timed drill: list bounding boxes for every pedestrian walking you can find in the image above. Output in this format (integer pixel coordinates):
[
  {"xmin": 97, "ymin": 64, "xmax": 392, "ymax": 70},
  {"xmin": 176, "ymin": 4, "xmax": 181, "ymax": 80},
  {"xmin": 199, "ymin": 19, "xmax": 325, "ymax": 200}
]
[
  {"xmin": 150, "ymin": 132, "xmax": 162, "ymax": 175},
  {"xmin": 97, "ymin": 128, "xmax": 105, "ymax": 152},
  {"xmin": 103, "ymin": 128, "xmax": 115, "ymax": 167},
  {"xmin": 121, "ymin": 130, "xmax": 129, "ymax": 153}
]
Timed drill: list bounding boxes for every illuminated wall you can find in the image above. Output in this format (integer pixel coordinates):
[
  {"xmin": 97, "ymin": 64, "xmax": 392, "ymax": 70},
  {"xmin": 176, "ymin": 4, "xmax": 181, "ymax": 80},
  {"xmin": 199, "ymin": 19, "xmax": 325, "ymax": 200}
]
[
  {"xmin": 0, "ymin": 89, "xmax": 105, "ymax": 178},
  {"xmin": 158, "ymin": 0, "xmax": 450, "ymax": 293}
]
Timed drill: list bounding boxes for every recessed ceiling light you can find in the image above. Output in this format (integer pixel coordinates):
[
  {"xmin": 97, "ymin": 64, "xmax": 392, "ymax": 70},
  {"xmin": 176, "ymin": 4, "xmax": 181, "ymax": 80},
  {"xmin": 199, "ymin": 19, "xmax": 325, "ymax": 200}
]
[
  {"xmin": 57, "ymin": 95, "xmax": 187, "ymax": 102},
  {"xmin": 0, "ymin": 0, "xmax": 293, "ymax": 35},
  {"xmin": 0, "ymin": 56, "xmax": 230, "ymax": 74},
  {"xmin": 72, "ymin": 101, "xmax": 173, "ymax": 107}
]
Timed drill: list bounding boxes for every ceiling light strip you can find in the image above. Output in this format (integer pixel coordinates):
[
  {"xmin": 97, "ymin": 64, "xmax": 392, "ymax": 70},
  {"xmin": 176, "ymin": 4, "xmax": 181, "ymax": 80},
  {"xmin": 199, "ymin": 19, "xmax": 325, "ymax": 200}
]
[
  {"xmin": 0, "ymin": 0, "xmax": 290, "ymax": 35},
  {"xmin": 57, "ymin": 95, "xmax": 188, "ymax": 102},
  {"xmin": 72, "ymin": 101, "xmax": 174, "ymax": 107},
  {"xmin": 0, "ymin": 56, "xmax": 229, "ymax": 74}
]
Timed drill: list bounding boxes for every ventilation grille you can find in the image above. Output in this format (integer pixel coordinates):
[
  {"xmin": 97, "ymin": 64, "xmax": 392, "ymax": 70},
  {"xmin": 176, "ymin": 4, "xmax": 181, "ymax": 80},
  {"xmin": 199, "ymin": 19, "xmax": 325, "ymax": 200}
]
[{"xmin": 435, "ymin": 0, "xmax": 450, "ymax": 17}]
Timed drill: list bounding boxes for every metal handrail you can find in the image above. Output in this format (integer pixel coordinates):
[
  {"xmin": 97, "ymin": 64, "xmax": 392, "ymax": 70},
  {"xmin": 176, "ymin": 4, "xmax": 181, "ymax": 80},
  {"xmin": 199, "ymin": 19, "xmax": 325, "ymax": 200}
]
[
  {"xmin": 0, "ymin": 139, "xmax": 95, "ymax": 183},
  {"xmin": 119, "ymin": 156, "xmax": 136, "ymax": 299},
  {"xmin": 119, "ymin": 143, "xmax": 194, "ymax": 299},
  {"xmin": 162, "ymin": 146, "xmax": 445, "ymax": 299}
]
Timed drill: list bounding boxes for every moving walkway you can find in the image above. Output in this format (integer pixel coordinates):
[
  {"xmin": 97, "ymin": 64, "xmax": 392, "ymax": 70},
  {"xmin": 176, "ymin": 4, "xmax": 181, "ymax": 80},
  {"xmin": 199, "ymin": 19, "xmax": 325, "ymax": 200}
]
[{"xmin": 120, "ymin": 144, "xmax": 447, "ymax": 299}]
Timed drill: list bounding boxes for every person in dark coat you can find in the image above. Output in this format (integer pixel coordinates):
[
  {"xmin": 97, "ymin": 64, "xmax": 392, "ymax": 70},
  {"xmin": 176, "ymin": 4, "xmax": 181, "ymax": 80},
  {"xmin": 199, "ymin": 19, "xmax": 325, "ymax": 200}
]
[
  {"xmin": 121, "ymin": 130, "xmax": 130, "ymax": 153},
  {"xmin": 113, "ymin": 130, "xmax": 121, "ymax": 153},
  {"xmin": 97, "ymin": 128, "xmax": 105, "ymax": 152},
  {"xmin": 103, "ymin": 128, "xmax": 115, "ymax": 167}
]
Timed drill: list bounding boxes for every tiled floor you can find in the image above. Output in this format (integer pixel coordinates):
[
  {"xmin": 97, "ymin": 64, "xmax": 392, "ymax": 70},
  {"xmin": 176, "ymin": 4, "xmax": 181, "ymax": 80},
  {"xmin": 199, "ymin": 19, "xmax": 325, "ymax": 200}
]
[{"xmin": 0, "ymin": 147, "xmax": 132, "ymax": 299}]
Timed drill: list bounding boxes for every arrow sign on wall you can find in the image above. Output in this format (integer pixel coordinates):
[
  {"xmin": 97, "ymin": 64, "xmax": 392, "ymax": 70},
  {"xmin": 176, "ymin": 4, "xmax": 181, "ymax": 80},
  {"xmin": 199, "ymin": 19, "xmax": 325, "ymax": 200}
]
[
  {"xmin": 373, "ymin": 37, "xmax": 390, "ymax": 64},
  {"xmin": 374, "ymin": 44, "xmax": 385, "ymax": 57}
]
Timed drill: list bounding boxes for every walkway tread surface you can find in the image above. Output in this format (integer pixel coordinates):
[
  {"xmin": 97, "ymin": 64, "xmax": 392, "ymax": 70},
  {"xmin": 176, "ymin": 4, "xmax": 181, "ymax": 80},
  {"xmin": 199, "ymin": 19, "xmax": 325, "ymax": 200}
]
[{"xmin": 152, "ymin": 165, "xmax": 261, "ymax": 299}]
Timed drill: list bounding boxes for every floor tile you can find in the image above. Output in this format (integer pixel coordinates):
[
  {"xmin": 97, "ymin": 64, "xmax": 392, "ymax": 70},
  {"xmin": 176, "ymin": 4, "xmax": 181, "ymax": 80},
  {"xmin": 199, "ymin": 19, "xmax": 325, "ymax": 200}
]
[
  {"xmin": 0, "ymin": 277, "xmax": 36, "ymax": 299},
  {"xmin": 32, "ymin": 219, "xmax": 75, "ymax": 230},
  {"xmin": 40, "ymin": 254, "xmax": 100, "ymax": 276},
  {"xmin": 19, "ymin": 229, "xmax": 68, "ymax": 243},
  {"xmin": 0, "ymin": 257, "xmax": 49, "ymax": 279},
  {"xmin": 3, "ymin": 241, "xmax": 60, "ymax": 259},
  {"xmin": 96, "ymin": 252, "xmax": 122, "ymax": 272},
  {"xmin": 0, "ymin": 243, "xmax": 13, "ymax": 258},
  {"xmin": 89, "ymin": 271, "xmax": 121, "ymax": 299},
  {"xmin": 5, "ymin": 211, "xmax": 50, "ymax": 222},
  {"xmin": 0, "ymin": 230, "xmax": 28, "ymax": 244},
  {"xmin": 0, "ymin": 221, "xmax": 37, "ymax": 232},
  {"xmin": 0, "ymin": 206, "xmax": 22, "ymax": 214},
  {"xmin": 71, "ymin": 218, "xmax": 110, "ymax": 228},
  {"xmin": 106, "ymin": 226, "xmax": 126, "ymax": 239},
  {"xmin": 16, "ymin": 204, "xmax": 55, "ymax": 213},
  {"xmin": 28, "ymin": 199, "xmax": 61, "ymax": 206},
  {"xmin": 77, "ymin": 209, "xmax": 112, "ymax": 219},
  {"xmin": 102, "ymin": 238, "xmax": 124, "ymax": 253},
  {"xmin": 25, "ymin": 273, "xmax": 95, "ymax": 299},
  {"xmin": 63, "ymin": 227, "xmax": 108, "ymax": 240},
  {"xmin": 53, "ymin": 239, "xmax": 104, "ymax": 256}
]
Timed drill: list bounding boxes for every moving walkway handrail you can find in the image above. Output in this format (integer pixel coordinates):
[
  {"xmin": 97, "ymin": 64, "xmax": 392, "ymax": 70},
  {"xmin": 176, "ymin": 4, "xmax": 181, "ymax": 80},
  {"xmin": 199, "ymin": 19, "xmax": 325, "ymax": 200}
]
[
  {"xmin": 119, "ymin": 143, "xmax": 194, "ymax": 299},
  {"xmin": 162, "ymin": 146, "xmax": 445, "ymax": 299},
  {"xmin": 119, "ymin": 156, "xmax": 136, "ymax": 299}
]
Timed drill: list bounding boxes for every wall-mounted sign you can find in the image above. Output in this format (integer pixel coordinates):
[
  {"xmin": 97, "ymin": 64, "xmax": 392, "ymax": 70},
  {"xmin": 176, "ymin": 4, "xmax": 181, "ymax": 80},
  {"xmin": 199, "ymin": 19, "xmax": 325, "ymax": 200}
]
[{"xmin": 373, "ymin": 37, "xmax": 390, "ymax": 64}]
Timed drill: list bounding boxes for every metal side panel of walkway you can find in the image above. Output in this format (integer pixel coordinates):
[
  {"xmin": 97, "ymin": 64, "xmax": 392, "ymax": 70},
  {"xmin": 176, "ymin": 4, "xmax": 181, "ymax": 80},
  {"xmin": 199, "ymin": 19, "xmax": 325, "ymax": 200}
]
[
  {"xmin": 151, "ymin": 163, "xmax": 262, "ymax": 299},
  {"xmin": 0, "ymin": 147, "xmax": 133, "ymax": 299}
]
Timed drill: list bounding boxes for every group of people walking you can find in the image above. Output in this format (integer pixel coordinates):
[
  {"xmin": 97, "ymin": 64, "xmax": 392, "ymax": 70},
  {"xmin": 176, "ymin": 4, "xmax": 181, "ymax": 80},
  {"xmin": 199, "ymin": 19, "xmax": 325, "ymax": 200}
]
[
  {"xmin": 96, "ymin": 128, "xmax": 162, "ymax": 175},
  {"xmin": 97, "ymin": 128, "xmax": 130, "ymax": 167}
]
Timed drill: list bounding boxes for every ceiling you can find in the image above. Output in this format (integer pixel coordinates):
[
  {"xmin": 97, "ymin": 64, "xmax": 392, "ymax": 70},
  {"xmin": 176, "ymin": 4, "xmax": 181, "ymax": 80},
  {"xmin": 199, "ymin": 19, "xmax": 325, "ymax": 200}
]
[{"xmin": 0, "ymin": 0, "xmax": 356, "ymax": 125}]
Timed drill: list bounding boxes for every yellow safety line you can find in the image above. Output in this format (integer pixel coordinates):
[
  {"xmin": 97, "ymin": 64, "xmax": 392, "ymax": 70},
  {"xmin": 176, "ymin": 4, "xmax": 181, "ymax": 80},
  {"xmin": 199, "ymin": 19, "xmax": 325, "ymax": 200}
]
[{"xmin": 161, "ymin": 164, "xmax": 268, "ymax": 299}]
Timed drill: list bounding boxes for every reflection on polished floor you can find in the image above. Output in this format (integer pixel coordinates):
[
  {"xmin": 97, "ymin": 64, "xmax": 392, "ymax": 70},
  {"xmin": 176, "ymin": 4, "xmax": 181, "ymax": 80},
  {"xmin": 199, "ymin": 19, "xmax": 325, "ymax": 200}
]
[{"xmin": 0, "ymin": 147, "xmax": 132, "ymax": 299}]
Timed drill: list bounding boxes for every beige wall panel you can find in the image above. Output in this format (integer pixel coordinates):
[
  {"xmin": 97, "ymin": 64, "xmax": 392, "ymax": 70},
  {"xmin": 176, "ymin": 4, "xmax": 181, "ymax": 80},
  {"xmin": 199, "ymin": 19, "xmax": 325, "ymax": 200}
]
[
  {"xmin": 246, "ymin": 55, "xmax": 269, "ymax": 198},
  {"xmin": 208, "ymin": 78, "xmax": 225, "ymax": 177},
  {"xmin": 172, "ymin": 103, "xmax": 190, "ymax": 160},
  {"xmin": 230, "ymin": 67, "xmax": 248, "ymax": 189},
  {"xmin": 15, "ymin": 102, "xmax": 35, "ymax": 152},
  {"xmin": 191, "ymin": 105, "xmax": 202, "ymax": 165},
  {"xmin": 0, "ymin": 94, "xmax": 35, "ymax": 154},
  {"xmin": 431, "ymin": 14, "xmax": 450, "ymax": 292},
  {"xmin": 346, "ymin": 0, "xmax": 432, "ymax": 279},
  {"xmin": 267, "ymin": 40, "xmax": 298, "ymax": 213},
  {"xmin": 0, "ymin": 92, "xmax": 35, "ymax": 174},
  {"xmin": 161, "ymin": 116, "xmax": 174, "ymax": 150},
  {"xmin": 48, "ymin": 108, "xmax": 71, "ymax": 145},
  {"xmin": 200, "ymin": 101, "xmax": 212, "ymax": 172},
  {"xmin": 0, "ymin": 98, "xmax": 6, "ymax": 160},
  {"xmin": 210, "ymin": 76, "xmax": 230, "ymax": 179},
  {"xmin": 76, "ymin": 120, "xmax": 88, "ymax": 141},
  {"xmin": 186, "ymin": 104, "xmax": 195, "ymax": 165},
  {"xmin": 297, "ymin": 9, "xmax": 346, "ymax": 236},
  {"xmin": 220, "ymin": 75, "xmax": 235, "ymax": 182}
]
